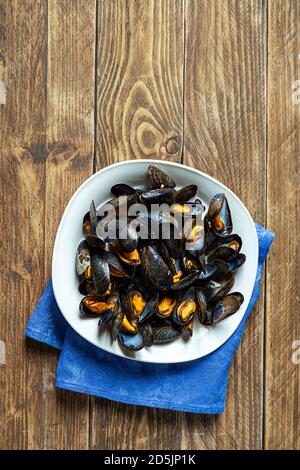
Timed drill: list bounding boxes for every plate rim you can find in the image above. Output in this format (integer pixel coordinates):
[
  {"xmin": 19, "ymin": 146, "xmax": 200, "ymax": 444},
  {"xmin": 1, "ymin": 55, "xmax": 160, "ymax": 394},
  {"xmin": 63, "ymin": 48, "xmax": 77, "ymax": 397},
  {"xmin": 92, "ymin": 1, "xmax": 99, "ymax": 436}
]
[{"xmin": 52, "ymin": 159, "xmax": 258, "ymax": 364}]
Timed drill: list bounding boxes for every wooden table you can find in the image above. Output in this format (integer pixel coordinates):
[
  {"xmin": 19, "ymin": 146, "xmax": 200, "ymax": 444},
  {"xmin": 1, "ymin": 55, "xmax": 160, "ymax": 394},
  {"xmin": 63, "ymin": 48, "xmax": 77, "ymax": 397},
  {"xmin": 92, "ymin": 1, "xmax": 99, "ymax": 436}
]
[{"xmin": 0, "ymin": 0, "xmax": 299, "ymax": 450}]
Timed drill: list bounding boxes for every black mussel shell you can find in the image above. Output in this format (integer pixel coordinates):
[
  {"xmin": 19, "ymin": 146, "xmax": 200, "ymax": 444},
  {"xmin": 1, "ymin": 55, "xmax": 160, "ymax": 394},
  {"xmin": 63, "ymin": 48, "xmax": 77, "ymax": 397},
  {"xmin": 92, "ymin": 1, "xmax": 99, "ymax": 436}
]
[
  {"xmin": 203, "ymin": 292, "xmax": 244, "ymax": 325},
  {"xmin": 208, "ymin": 274, "xmax": 235, "ymax": 307},
  {"xmin": 111, "ymin": 183, "xmax": 137, "ymax": 197},
  {"xmin": 106, "ymin": 251, "xmax": 131, "ymax": 278},
  {"xmin": 140, "ymin": 188, "xmax": 175, "ymax": 205},
  {"xmin": 118, "ymin": 223, "xmax": 138, "ymax": 253},
  {"xmin": 118, "ymin": 329, "xmax": 145, "ymax": 352},
  {"xmin": 174, "ymin": 184, "xmax": 198, "ymax": 204},
  {"xmin": 80, "ymin": 295, "xmax": 115, "ymax": 318},
  {"xmin": 183, "ymin": 320, "xmax": 193, "ymax": 337},
  {"xmin": 207, "ymin": 193, "xmax": 225, "ymax": 220},
  {"xmin": 89, "ymin": 200, "xmax": 98, "ymax": 232},
  {"xmin": 140, "ymin": 323, "xmax": 154, "ymax": 347},
  {"xmin": 142, "ymin": 245, "xmax": 173, "ymax": 291},
  {"xmin": 171, "ymin": 270, "xmax": 200, "ymax": 290},
  {"xmin": 147, "ymin": 164, "xmax": 176, "ymax": 189},
  {"xmin": 226, "ymin": 253, "xmax": 246, "ymax": 273},
  {"xmin": 207, "ymin": 246, "xmax": 237, "ymax": 263},
  {"xmin": 207, "ymin": 193, "xmax": 232, "ymax": 236},
  {"xmin": 195, "ymin": 289, "xmax": 208, "ymax": 324},
  {"xmin": 173, "ymin": 287, "xmax": 197, "ymax": 325},
  {"xmin": 111, "ymin": 306, "xmax": 124, "ymax": 341},
  {"xmin": 152, "ymin": 325, "xmax": 181, "ymax": 344},
  {"xmin": 91, "ymin": 251, "xmax": 110, "ymax": 295},
  {"xmin": 182, "ymin": 252, "xmax": 202, "ymax": 273},
  {"xmin": 138, "ymin": 294, "xmax": 158, "ymax": 323},
  {"xmin": 78, "ymin": 278, "xmax": 96, "ymax": 296}
]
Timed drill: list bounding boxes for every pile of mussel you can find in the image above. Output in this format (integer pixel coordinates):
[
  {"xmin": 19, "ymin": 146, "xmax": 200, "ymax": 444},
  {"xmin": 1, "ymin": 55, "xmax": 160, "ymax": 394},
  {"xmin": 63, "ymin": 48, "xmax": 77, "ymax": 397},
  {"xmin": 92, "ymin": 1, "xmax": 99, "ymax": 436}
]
[{"xmin": 75, "ymin": 164, "xmax": 246, "ymax": 353}]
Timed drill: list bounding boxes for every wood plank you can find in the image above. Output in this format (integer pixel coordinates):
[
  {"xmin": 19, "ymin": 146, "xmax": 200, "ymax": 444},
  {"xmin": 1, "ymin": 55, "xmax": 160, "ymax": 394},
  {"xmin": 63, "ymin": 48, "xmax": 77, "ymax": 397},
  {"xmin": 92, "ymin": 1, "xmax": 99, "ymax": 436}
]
[
  {"xmin": 265, "ymin": 0, "xmax": 300, "ymax": 450},
  {"xmin": 37, "ymin": 0, "xmax": 96, "ymax": 449},
  {"xmin": 182, "ymin": 0, "xmax": 266, "ymax": 449},
  {"xmin": 91, "ymin": 0, "xmax": 184, "ymax": 450},
  {"xmin": 0, "ymin": 0, "xmax": 47, "ymax": 449}
]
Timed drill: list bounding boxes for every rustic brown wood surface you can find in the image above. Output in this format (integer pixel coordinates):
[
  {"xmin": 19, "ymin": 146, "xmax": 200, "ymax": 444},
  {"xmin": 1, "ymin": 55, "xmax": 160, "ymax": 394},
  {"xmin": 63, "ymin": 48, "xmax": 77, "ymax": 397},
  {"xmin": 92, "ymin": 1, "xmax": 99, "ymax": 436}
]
[{"xmin": 0, "ymin": 0, "xmax": 298, "ymax": 450}]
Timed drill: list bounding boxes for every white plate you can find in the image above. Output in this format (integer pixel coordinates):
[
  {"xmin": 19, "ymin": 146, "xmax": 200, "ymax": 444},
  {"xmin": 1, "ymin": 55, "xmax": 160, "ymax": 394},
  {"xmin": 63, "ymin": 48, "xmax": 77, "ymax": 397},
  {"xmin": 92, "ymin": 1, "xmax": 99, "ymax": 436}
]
[{"xmin": 52, "ymin": 160, "xmax": 258, "ymax": 363}]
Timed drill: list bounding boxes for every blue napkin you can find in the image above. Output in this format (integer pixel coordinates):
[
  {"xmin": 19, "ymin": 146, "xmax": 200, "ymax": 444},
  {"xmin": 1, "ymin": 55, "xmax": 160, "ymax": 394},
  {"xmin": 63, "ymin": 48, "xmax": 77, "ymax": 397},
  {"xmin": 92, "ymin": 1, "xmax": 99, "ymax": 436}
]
[{"xmin": 25, "ymin": 224, "xmax": 274, "ymax": 414}]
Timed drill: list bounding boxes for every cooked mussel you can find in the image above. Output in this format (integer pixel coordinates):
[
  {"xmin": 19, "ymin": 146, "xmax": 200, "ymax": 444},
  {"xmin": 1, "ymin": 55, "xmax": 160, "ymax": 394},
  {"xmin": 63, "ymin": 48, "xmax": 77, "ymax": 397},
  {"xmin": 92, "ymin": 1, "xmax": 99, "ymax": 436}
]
[
  {"xmin": 156, "ymin": 295, "xmax": 177, "ymax": 319},
  {"xmin": 207, "ymin": 193, "xmax": 232, "ymax": 236},
  {"xmin": 183, "ymin": 320, "xmax": 193, "ymax": 337},
  {"xmin": 138, "ymin": 294, "xmax": 159, "ymax": 323},
  {"xmin": 80, "ymin": 295, "xmax": 116, "ymax": 318},
  {"xmin": 173, "ymin": 287, "xmax": 197, "ymax": 325},
  {"xmin": 147, "ymin": 164, "xmax": 176, "ymax": 189}
]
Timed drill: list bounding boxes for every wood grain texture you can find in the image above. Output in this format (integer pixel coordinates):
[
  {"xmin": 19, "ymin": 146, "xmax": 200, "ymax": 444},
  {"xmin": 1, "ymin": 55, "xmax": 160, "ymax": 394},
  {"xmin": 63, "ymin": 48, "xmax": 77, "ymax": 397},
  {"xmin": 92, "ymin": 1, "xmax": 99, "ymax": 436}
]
[
  {"xmin": 265, "ymin": 0, "xmax": 300, "ymax": 450},
  {"xmin": 0, "ymin": 0, "xmax": 96, "ymax": 449},
  {"xmin": 1, "ymin": 0, "xmax": 299, "ymax": 450},
  {"xmin": 39, "ymin": 0, "xmax": 96, "ymax": 449},
  {"xmin": 0, "ymin": 0, "xmax": 47, "ymax": 449},
  {"xmin": 182, "ymin": 0, "xmax": 266, "ymax": 449},
  {"xmin": 95, "ymin": 0, "xmax": 183, "ymax": 167},
  {"xmin": 91, "ymin": 0, "xmax": 184, "ymax": 450}
]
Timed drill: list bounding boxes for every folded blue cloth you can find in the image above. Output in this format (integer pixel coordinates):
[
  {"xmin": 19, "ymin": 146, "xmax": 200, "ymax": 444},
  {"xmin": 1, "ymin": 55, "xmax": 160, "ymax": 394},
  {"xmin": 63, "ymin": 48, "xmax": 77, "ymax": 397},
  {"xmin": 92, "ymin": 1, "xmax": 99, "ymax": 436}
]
[{"xmin": 25, "ymin": 224, "xmax": 274, "ymax": 414}]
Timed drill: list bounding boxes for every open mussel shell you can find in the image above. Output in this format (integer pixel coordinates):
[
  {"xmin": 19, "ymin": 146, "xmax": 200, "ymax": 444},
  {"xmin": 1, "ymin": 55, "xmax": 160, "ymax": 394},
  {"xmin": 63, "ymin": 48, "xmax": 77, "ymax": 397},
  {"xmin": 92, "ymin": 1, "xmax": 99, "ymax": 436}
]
[
  {"xmin": 152, "ymin": 325, "xmax": 181, "ymax": 344},
  {"xmin": 113, "ymin": 239, "xmax": 141, "ymax": 266},
  {"xmin": 75, "ymin": 240, "xmax": 90, "ymax": 276},
  {"xmin": 182, "ymin": 252, "xmax": 202, "ymax": 273},
  {"xmin": 203, "ymin": 292, "xmax": 244, "ymax": 326},
  {"xmin": 174, "ymin": 184, "xmax": 198, "ymax": 204},
  {"xmin": 140, "ymin": 188, "xmax": 175, "ymax": 205},
  {"xmin": 80, "ymin": 295, "xmax": 116, "ymax": 318},
  {"xmin": 173, "ymin": 287, "xmax": 197, "ymax": 325},
  {"xmin": 183, "ymin": 320, "xmax": 193, "ymax": 338},
  {"xmin": 118, "ymin": 329, "xmax": 145, "ymax": 352},
  {"xmin": 207, "ymin": 274, "xmax": 235, "ymax": 306},
  {"xmin": 195, "ymin": 289, "xmax": 208, "ymax": 323},
  {"xmin": 207, "ymin": 246, "xmax": 237, "ymax": 263},
  {"xmin": 118, "ymin": 223, "xmax": 138, "ymax": 253},
  {"xmin": 121, "ymin": 285, "xmax": 147, "ymax": 319},
  {"xmin": 91, "ymin": 251, "xmax": 110, "ymax": 295},
  {"xmin": 111, "ymin": 305, "xmax": 124, "ymax": 341},
  {"xmin": 147, "ymin": 164, "xmax": 176, "ymax": 189},
  {"xmin": 120, "ymin": 314, "xmax": 138, "ymax": 334},
  {"xmin": 138, "ymin": 294, "xmax": 158, "ymax": 323},
  {"xmin": 78, "ymin": 278, "xmax": 96, "ymax": 296},
  {"xmin": 106, "ymin": 251, "xmax": 131, "ymax": 278},
  {"xmin": 142, "ymin": 245, "xmax": 173, "ymax": 291},
  {"xmin": 156, "ymin": 295, "xmax": 177, "ymax": 319},
  {"xmin": 171, "ymin": 270, "xmax": 199, "ymax": 291},
  {"xmin": 207, "ymin": 193, "xmax": 233, "ymax": 236}
]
